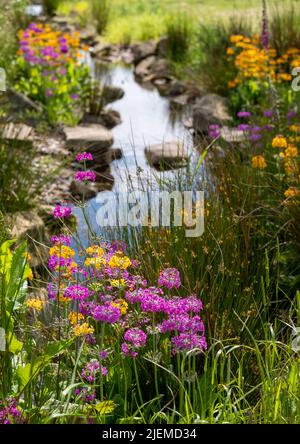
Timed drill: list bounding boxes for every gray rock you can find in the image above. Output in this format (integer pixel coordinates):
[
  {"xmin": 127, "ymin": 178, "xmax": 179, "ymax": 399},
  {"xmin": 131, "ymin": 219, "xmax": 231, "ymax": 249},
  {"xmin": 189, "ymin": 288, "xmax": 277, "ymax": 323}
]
[
  {"xmin": 145, "ymin": 141, "xmax": 188, "ymax": 170},
  {"xmin": 6, "ymin": 211, "xmax": 49, "ymax": 269},
  {"xmin": 192, "ymin": 94, "xmax": 232, "ymax": 134},
  {"xmin": 131, "ymin": 41, "xmax": 156, "ymax": 65},
  {"xmin": 81, "ymin": 109, "xmax": 121, "ymax": 128},
  {"xmin": 64, "ymin": 124, "xmax": 114, "ymax": 152},
  {"xmin": 134, "ymin": 56, "xmax": 156, "ymax": 80},
  {"xmin": 95, "ymin": 170, "xmax": 115, "ymax": 191},
  {"xmin": 92, "ymin": 42, "xmax": 113, "ymax": 57},
  {"xmin": 168, "ymin": 81, "xmax": 186, "ymax": 96},
  {"xmin": 102, "ymin": 84, "xmax": 124, "ymax": 104},
  {"xmin": 109, "ymin": 148, "xmax": 123, "ymax": 161},
  {"xmin": 70, "ymin": 179, "xmax": 98, "ymax": 199},
  {"xmin": 7, "ymin": 88, "xmax": 43, "ymax": 113}
]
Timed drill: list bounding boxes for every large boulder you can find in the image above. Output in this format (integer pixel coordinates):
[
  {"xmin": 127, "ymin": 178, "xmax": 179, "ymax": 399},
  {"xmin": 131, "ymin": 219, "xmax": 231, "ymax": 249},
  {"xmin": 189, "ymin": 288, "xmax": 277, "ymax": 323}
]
[
  {"xmin": 145, "ymin": 141, "xmax": 188, "ymax": 171},
  {"xmin": 6, "ymin": 211, "xmax": 49, "ymax": 269},
  {"xmin": 131, "ymin": 41, "xmax": 156, "ymax": 65},
  {"xmin": 101, "ymin": 84, "xmax": 124, "ymax": 104},
  {"xmin": 135, "ymin": 56, "xmax": 171, "ymax": 83},
  {"xmin": 192, "ymin": 94, "xmax": 232, "ymax": 134}
]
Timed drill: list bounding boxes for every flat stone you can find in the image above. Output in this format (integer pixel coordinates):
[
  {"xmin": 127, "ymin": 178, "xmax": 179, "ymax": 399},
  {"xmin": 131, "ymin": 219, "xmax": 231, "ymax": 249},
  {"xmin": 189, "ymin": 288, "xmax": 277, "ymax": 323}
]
[
  {"xmin": 145, "ymin": 141, "xmax": 188, "ymax": 171},
  {"xmin": 64, "ymin": 124, "xmax": 113, "ymax": 151},
  {"xmin": 1, "ymin": 123, "xmax": 35, "ymax": 141}
]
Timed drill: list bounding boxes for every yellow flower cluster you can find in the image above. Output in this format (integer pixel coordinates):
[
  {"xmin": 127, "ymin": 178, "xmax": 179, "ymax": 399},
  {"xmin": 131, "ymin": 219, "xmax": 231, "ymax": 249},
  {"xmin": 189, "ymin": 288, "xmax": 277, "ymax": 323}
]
[
  {"xmin": 73, "ymin": 323, "xmax": 94, "ymax": 337},
  {"xmin": 49, "ymin": 245, "xmax": 75, "ymax": 259},
  {"xmin": 26, "ymin": 299, "xmax": 45, "ymax": 311},
  {"xmin": 252, "ymin": 155, "xmax": 267, "ymax": 169},
  {"xmin": 68, "ymin": 311, "xmax": 85, "ymax": 325},
  {"xmin": 86, "ymin": 245, "xmax": 105, "ymax": 257},
  {"xmin": 227, "ymin": 35, "xmax": 300, "ymax": 87},
  {"xmin": 84, "ymin": 257, "xmax": 106, "ymax": 269},
  {"xmin": 108, "ymin": 253, "xmax": 131, "ymax": 269},
  {"xmin": 111, "ymin": 299, "xmax": 128, "ymax": 315}
]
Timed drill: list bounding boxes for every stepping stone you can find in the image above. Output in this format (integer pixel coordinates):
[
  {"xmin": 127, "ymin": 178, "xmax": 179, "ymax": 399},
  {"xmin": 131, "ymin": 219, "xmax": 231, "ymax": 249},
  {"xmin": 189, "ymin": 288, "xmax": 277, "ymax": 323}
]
[
  {"xmin": 64, "ymin": 124, "xmax": 113, "ymax": 152},
  {"xmin": 145, "ymin": 141, "xmax": 188, "ymax": 171}
]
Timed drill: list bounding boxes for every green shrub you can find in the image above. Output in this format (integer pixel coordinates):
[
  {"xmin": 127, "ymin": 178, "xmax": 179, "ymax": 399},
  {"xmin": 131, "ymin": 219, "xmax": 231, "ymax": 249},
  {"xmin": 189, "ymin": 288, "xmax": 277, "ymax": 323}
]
[
  {"xmin": 90, "ymin": 0, "xmax": 110, "ymax": 35},
  {"xmin": 164, "ymin": 14, "xmax": 191, "ymax": 62}
]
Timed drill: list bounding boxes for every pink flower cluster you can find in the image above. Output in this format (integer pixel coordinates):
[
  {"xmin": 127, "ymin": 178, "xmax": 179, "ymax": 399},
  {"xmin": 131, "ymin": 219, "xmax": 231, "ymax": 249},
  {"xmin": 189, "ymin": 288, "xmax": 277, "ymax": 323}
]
[
  {"xmin": 50, "ymin": 234, "xmax": 71, "ymax": 246},
  {"xmin": 0, "ymin": 399, "xmax": 23, "ymax": 424},
  {"xmin": 74, "ymin": 170, "xmax": 96, "ymax": 182},
  {"xmin": 92, "ymin": 303, "xmax": 121, "ymax": 324},
  {"xmin": 121, "ymin": 328, "xmax": 147, "ymax": 358},
  {"xmin": 76, "ymin": 152, "xmax": 93, "ymax": 162},
  {"xmin": 64, "ymin": 285, "xmax": 90, "ymax": 301},
  {"xmin": 81, "ymin": 359, "xmax": 108, "ymax": 383},
  {"xmin": 53, "ymin": 204, "xmax": 72, "ymax": 219},
  {"xmin": 158, "ymin": 268, "xmax": 181, "ymax": 289}
]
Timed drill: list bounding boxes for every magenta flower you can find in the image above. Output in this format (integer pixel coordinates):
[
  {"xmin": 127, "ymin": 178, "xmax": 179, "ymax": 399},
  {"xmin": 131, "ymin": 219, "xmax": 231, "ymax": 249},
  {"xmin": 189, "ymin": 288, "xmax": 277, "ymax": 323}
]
[
  {"xmin": 122, "ymin": 328, "xmax": 147, "ymax": 357},
  {"xmin": 45, "ymin": 88, "xmax": 54, "ymax": 97},
  {"xmin": 171, "ymin": 333, "xmax": 207, "ymax": 354},
  {"xmin": 50, "ymin": 234, "xmax": 71, "ymax": 246},
  {"xmin": 0, "ymin": 399, "xmax": 23, "ymax": 424},
  {"xmin": 76, "ymin": 152, "xmax": 93, "ymax": 162},
  {"xmin": 53, "ymin": 205, "xmax": 72, "ymax": 219},
  {"xmin": 74, "ymin": 170, "xmax": 96, "ymax": 182},
  {"xmin": 92, "ymin": 303, "xmax": 121, "ymax": 324},
  {"xmin": 237, "ymin": 111, "xmax": 251, "ymax": 118},
  {"xmin": 158, "ymin": 268, "xmax": 181, "ymax": 289},
  {"xmin": 64, "ymin": 285, "xmax": 90, "ymax": 301}
]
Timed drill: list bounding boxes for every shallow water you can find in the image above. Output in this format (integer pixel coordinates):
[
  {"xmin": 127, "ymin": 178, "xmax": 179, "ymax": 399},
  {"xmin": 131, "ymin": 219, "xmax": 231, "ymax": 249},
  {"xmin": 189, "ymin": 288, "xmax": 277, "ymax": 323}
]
[{"xmin": 74, "ymin": 61, "xmax": 200, "ymax": 242}]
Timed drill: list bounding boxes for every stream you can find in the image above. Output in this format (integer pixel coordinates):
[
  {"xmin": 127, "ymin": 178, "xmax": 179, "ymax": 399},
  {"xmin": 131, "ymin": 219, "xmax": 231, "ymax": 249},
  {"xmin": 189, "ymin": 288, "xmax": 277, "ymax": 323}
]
[{"xmin": 74, "ymin": 61, "xmax": 201, "ymax": 244}]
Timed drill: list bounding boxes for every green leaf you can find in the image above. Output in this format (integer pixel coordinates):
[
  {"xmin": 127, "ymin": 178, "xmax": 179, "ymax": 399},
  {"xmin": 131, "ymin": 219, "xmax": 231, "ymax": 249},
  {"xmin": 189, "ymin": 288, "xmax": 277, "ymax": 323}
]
[{"xmin": 16, "ymin": 339, "xmax": 74, "ymax": 394}]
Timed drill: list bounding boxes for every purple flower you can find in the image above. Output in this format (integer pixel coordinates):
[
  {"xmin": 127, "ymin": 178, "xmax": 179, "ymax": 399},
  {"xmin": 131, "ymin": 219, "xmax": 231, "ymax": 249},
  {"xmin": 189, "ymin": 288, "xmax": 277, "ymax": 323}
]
[
  {"xmin": 92, "ymin": 303, "xmax": 121, "ymax": 324},
  {"xmin": 64, "ymin": 285, "xmax": 90, "ymax": 301},
  {"xmin": 81, "ymin": 360, "xmax": 107, "ymax": 383},
  {"xmin": 261, "ymin": 0, "xmax": 269, "ymax": 50},
  {"xmin": 286, "ymin": 110, "xmax": 297, "ymax": 120},
  {"xmin": 99, "ymin": 350, "xmax": 109, "ymax": 360},
  {"xmin": 53, "ymin": 205, "xmax": 72, "ymax": 219},
  {"xmin": 74, "ymin": 387, "xmax": 96, "ymax": 403},
  {"xmin": 171, "ymin": 333, "xmax": 207, "ymax": 354},
  {"xmin": 45, "ymin": 88, "xmax": 54, "ymax": 97},
  {"xmin": 237, "ymin": 124, "xmax": 252, "ymax": 131},
  {"xmin": 121, "ymin": 328, "xmax": 147, "ymax": 357},
  {"xmin": 263, "ymin": 110, "xmax": 273, "ymax": 118},
  {"xmin": 71, "ymin": 93, "xmax": 80, "ymax": 100},
  {"xmin": 50, "ymin": 234, "xmax": 71, "ymax": 246},
  {"xmin": 0, "ymin": 399, "xmax": 23, "ymax": 424},
  {"xmin": 249, "ymin": 133, "xmax": 262, "ymax": 141},
  {"xmin": 76, "ymin": 152, "xmax": 93, "ymax": 162},
  {"xmin": 158, "ymin": 268, "xmax": 181, "ymax": 289},
  {"xmin": 159, "ymin": 314, "xmax": 205, "ymax": 334},
  {"xmin": 237, "ymin": 111, "xmax": 251, "ymax": 118},
  {"xmin": 74, "ymin": 170, "xmax": 96, "ymax": 182}
]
